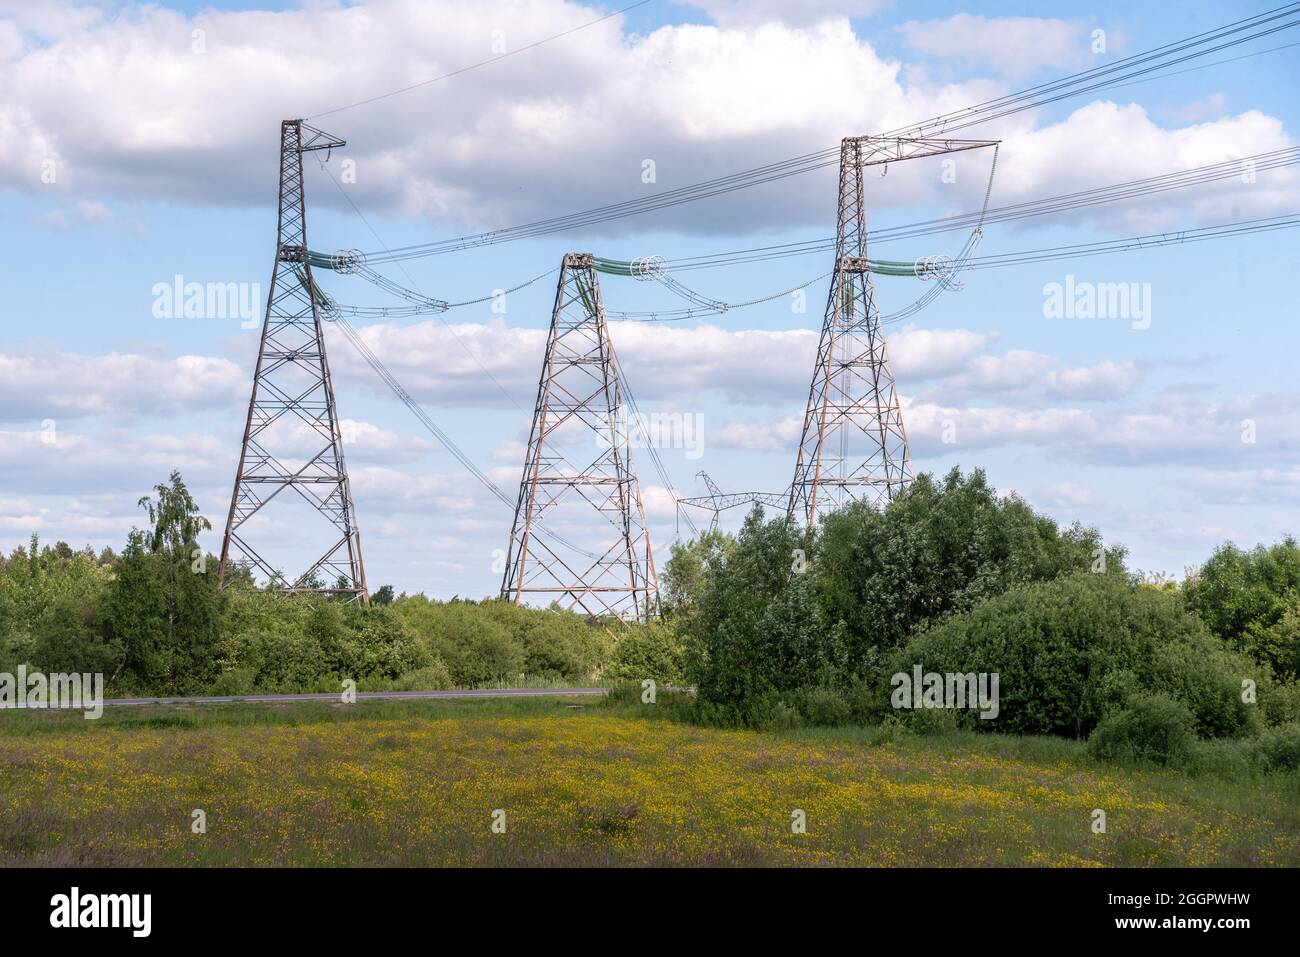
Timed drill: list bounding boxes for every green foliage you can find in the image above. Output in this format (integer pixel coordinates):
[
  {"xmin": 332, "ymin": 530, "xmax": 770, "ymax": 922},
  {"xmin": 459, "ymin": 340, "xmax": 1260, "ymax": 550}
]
[
  {"xmin": 1185, "ymin": 538, "xmax": 1300, "ymax": 680},
  {"xmin": 683, "ymin": 508, "xmax": 846, "ymax": 719},
  {"xmin": 1087, "ymin": 695, "xmax": 1198, "ymax": 767},
  {"xmin": 391, "ymin": 596, "xmax": 605, "ymax": 687},
  {"xmin": 815, "ymin": 467, "xmax": 1123, "ymax": 664},
  {"xmin": 1248, "ymin": 721, "xmax": 1300, "ymax": 772},
  {"xmin": 895, "ymin": 573, "xmax": 1256, "ymax": 738},
  {"xmin": 605, "ymin": 620, "xmax": 686, "ymax": 685},
  {"xmin": 0, "ymin": 538, "xmax": 122, "ymax": 676},
  {"xmin": 659, "ymin": 529, "xmax": 731, "ymax": 619},
  {"xmin": 387, "ymin": 660, "xmax": 454, "ymax": 692},
  {"xmin": 102, "ymin": 472, "xmax": 222, "ymax": 695}
]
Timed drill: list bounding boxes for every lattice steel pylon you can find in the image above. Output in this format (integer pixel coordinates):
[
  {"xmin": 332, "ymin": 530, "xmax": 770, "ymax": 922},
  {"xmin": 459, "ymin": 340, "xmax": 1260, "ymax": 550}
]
[
  {"xmin": 501, "ymin": 253, "xmax": 658, "ymax": 622},
  {"xmin": 788, "ymin": 135, "xmax": 998, "ymax": 528},
  {"xmin": 677, "ymin": 471, "xmax": 788, "ymax": 535},
  {"xmin": 218, "ymin": 119, "xmax": 369, "ymax": 603}
]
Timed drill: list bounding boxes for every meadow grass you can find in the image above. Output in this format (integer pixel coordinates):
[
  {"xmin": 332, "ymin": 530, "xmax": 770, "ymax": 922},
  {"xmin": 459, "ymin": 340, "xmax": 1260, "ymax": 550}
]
[{"xmin": 2, "ymin": 696, "xmax": 1296, "ymax": 867}]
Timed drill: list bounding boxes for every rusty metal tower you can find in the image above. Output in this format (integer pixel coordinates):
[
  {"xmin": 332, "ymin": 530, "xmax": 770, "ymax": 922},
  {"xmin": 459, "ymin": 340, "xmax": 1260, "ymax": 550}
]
[
  {"xmin": 789, "ymin": 136, "xmax": 997, "ymax": 528},
  {"xmin": 501, "ymin": 253, "xmax": 658, "ymax": 621},
  {"xmin": 218, "ymin": 119, "xmax": 369, "ymax": 603}
]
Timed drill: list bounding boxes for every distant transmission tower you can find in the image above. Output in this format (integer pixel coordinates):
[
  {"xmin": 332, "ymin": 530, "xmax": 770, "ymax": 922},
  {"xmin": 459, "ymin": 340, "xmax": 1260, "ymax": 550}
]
[
  {"xmin": 501, "ymin": 253, "xmax": 658, "ymax": 621},
  {"xmin": 218, "ymin": 119, "xmax": 369, "ymax": 603},
  {"xmin": 789, "ymin": 135, "xmax": 997, "ymax": 527},
  {"xmin": 676, "ymin": 471, "xmax": 787, "ymax": 534}
]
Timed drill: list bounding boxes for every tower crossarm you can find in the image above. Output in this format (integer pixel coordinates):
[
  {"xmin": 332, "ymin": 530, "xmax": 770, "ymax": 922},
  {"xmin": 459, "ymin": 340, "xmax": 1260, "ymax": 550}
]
[{"xmin": 848, "ymin": 135, "xmax": 999, "ymax": 169}]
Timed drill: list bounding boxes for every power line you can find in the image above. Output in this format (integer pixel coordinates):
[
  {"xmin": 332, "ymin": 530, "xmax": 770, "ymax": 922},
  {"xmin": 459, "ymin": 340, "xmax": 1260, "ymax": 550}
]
[
  {"xmin": 307, "ymin": 0, "xmax": 654, "ymax": 120},
  {"xmin": 335, "ymin": 4, "xmax": 1300, "ymax": 264}
]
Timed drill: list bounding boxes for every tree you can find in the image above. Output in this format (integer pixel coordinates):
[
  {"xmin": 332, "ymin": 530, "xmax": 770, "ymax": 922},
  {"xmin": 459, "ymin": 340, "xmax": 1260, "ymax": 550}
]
[
  {"xmin": 103, "ymin": 470, "xmax": 222, "ymax": 693},
  {"xmin": 814, "ymin": 466, "xmax": 1124, "ymax": 665},
  {"xmin": 372, "ymin": 584, "xmax": 395, "ymax": 606},
  {"xmin": 1185, "ymin": 538, "xmax": 1300, "ymax": 679},
  {"xmin": 683, "ymin": 508, "xmax": 844, "ymax": 715},
  {"xmin": 659, "ymin": 528, "xmax": 731, "ymax": 619}
]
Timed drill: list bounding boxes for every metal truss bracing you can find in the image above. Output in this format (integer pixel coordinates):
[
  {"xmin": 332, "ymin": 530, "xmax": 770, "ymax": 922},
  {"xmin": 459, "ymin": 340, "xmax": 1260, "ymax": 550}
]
[
  {"xmin": 218, "ymin": 119, "xmax": 369, "ymax": 603},
  {"xmin": 788, "ymin": 137, "xmax": 998, "ymax": 528},
  {"xmin": 501, "ymin": 254, "xmax": 658, "ymax": 622},
  {"xmin": 677, "ymin": 471, "xmax": 788, "ymax": 535}
]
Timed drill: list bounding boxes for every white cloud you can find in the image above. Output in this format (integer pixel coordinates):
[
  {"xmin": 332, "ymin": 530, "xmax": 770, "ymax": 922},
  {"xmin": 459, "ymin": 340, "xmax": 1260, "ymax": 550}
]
[
  {"xmin": 900, "ymin": 15, "xmax": 1088, "ymax": 78},
  {"xmin": 0, "ymin": 351, "xmax": 245, "ymax": 421},
  {"xmin": 0, "ymin": 1, "xmax": 1289, "ymax": 235}
]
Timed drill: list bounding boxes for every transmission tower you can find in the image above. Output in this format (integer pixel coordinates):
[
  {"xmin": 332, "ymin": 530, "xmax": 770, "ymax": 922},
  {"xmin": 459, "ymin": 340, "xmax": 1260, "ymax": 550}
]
[
  {"xmin": 218, "ymin": 119, "xmax": 369, "ymax": 603},
  {"xmin": 676, "ymin": 471, "xmax": 788, "ymax": 534},
  {"xmin": 788, "ymin": 136, "xmax": 997, "ymax": 528},
  {"xmin": 501, "ymin": 253, "xmax": 658, "ymax": 622}
]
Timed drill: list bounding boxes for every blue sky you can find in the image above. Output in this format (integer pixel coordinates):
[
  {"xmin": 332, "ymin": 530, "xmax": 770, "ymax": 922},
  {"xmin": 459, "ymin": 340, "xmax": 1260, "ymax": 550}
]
[{"xmin": 2, "ymin": 0, "xmax": 1299, "ymax": 598}]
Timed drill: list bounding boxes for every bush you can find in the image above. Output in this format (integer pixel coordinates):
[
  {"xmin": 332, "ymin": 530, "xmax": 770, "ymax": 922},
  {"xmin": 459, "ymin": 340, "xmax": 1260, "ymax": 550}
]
[
  {"xmin": 224, "ymin": 629, "xmax": 326, "ymax": 692},
  {"xmin": 388, "ymin": 660, "xmax": 454, "ymax": 692},
  {"xmin": 1249, "ymin": 722, "xmax": 1300, "ymax": 772},
  {"xmin": 1185, "ymin": 538, "xmax": 1300, "ymax": 680},
  {"xmin": 683, "ymin": 511, "xmax": 846, "ymax": 711},
  {"xmin": 606, "ymin": 620, "xmax": 686, "ymax": 685},
  {"xmin": 892, "ymin": 572, "xmax": 1256, "ymax": 739},
  {"xmin": 1088, "ymin": 695, "xmax": 1197, "ymax": 767},
  {"xmin": 815, "ymin": 467, "xmax": 1123, "ymax": 663},
  {"xmin": 791, "ymin": 685, "xmax": 852, "ymax": 726}
]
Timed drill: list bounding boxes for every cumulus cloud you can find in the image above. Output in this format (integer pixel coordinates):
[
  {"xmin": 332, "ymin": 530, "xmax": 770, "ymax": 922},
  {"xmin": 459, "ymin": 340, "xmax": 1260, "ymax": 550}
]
[
  {"xmin": 0, "ymin": 1, "xmax": 1290, "ymax": 237},
  {"xmin": 0, "ymin": 351, "xmax": 245, "ymax": 421},
  {"xmin": 327, "ymin": 317, "xmax": 1016, "ymax": 407}
]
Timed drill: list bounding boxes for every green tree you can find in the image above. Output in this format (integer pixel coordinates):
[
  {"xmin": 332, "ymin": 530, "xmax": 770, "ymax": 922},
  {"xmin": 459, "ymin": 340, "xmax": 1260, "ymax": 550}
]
[
  {"xmin": 659, "ymin": 528, "xmax": 732, "ymax": 619},
  {"xmin": 1185, "ymin": 538, "xmax": 1300, "ymax": 679},
  {"xmin": 0, "ymin": 535, "xmax": 121, "ymax": 676},
  {"xmin": 683, "ymin": 508, "xmax": 845, "ymax": 716},
  {"xmin": 103, "ymin": 470, "xmax": 223, "ymax": 693},
  {"xmin": 815, "ymin": 467, "xmax": 1123, "ymax": 665}
]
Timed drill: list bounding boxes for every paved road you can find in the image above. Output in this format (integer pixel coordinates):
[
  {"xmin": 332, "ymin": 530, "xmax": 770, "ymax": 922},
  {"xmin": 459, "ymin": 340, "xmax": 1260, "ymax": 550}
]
[{"xmin": 101, "ymin": 687, "xmax": 610, "ymax": 707}]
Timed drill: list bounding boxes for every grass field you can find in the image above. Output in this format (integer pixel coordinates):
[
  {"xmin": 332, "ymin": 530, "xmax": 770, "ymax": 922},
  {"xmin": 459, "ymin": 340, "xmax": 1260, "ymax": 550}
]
[{"xmin": 2, "ymin": 697, "xmax": 1297, "ymax": 866}]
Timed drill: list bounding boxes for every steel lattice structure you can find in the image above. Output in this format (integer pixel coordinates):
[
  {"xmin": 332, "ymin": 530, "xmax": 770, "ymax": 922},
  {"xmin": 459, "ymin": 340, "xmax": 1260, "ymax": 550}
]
[
  {"xmin": 788, "ymin": 136, "xmax": 997, "ymax": 527},
  {"xmin": 218, "ymin": 119, "xmax": 369, "ymax": 603},
  {"xmin": 677, "ymin": 472, "xmax": 788, "ymax": 534},
  {"xmin": 501, "ymin": 253, "xmax": 658, "ymax": 622}
]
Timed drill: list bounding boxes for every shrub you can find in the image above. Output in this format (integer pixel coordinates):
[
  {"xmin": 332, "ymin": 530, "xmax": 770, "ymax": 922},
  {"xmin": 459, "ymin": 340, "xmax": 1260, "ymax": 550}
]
[
  {"xmin": 606, "ymin": 620, "xmax": 686, "ymax": 685},
  {"xmin": 1185, "ymin": 538, "xmax": 1300, "ymax": 680},
  {"xmin": 791, "ymin": 685, "xmax": 852, "ymax": 726},
  {"xmin": 225, "ymin": 629, "xmax": 326, "ymax": 692},
  {"xmin": 684, "ymin": 510, "xmax": 846, "ymax": 711},
  {"xmin": 1249, "ymin": 721, "xmax": 1300, "ymax": 772},
  {"xmin": 388, "ymin": 660, "xmax": 454, "ymax": 692},
  {"xmin": 892, "ymin": 573, "xmax": 1257, "ymax": 739},
  {"xmin": 1087, "ymin": 695, "xmax": 1197, "ymax": 767},
  {"xmin": 815, "ymin": 467, "xmax": 1123, "ymax": 664}
]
